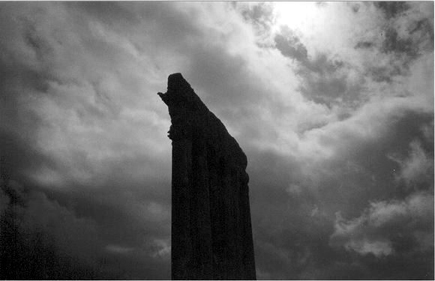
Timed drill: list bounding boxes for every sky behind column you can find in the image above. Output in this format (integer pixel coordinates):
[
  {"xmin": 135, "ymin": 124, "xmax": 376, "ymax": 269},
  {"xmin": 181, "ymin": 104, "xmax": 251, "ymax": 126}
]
[{"xmin": 0, "ymin": 2, "xmax": 433, "ymax": 279}]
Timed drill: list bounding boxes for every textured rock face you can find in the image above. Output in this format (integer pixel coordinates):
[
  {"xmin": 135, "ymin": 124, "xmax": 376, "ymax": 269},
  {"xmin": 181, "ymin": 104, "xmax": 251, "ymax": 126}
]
[{"xmin": 158, "ymin": 73, "xmax": 256, "ymax": 280}]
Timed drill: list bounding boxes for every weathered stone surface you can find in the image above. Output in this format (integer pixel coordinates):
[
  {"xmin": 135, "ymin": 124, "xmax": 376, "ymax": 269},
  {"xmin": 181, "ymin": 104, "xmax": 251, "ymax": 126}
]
[{"xmin": 158, "ymin": 73, "xmax": 256, "ymax": 280}]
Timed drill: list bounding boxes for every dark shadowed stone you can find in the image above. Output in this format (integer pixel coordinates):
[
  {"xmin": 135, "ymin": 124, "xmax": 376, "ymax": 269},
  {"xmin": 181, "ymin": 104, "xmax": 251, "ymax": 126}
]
[{"xmin": 158, "ymin": 73, "xmax": 256, "ymax": 280}]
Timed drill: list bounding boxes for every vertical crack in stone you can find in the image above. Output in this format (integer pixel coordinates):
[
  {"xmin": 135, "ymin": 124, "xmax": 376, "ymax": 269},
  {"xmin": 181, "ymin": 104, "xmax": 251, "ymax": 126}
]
[{"xmin": 158, "ymin": 73, "xmax": 256, "ymax": 280}]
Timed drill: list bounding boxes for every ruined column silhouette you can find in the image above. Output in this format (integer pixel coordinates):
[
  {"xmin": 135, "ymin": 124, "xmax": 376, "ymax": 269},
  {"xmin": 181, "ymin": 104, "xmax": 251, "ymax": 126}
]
[{"xmin": 158, "ymin": 73, "xmax": 256, "ymax": 280}]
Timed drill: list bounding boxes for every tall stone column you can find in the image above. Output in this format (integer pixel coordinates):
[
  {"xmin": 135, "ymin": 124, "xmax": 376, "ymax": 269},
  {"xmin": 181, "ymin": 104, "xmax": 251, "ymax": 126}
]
[{"xmin": 158, "ymin": 73, "xmax": 256, "ymax": 280}]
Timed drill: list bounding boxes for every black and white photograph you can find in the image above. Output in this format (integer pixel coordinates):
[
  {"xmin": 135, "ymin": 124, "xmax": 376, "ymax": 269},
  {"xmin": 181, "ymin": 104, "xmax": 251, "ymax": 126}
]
[{"xmin": 0, "ymin": 2, "xmax": 433, "ymax": 279}]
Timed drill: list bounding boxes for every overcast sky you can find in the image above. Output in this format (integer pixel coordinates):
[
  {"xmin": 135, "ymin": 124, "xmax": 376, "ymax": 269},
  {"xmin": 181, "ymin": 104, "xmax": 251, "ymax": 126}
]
[{"xmin": 0, "ymin": 2, "xmax": 433, "ymax": 279}]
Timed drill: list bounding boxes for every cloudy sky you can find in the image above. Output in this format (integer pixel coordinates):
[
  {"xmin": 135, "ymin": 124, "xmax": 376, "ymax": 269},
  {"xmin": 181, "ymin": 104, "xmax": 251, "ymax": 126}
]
[{"xmin": 0, "ymin": 2, "xmax": 433, "ymax": 279}]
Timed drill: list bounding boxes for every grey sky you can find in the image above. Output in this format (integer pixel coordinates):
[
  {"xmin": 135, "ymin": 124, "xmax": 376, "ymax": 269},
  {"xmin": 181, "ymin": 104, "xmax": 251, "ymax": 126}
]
[{"xmin": 0, "ymin": 2, "xmax": 433, "ymax": 279}]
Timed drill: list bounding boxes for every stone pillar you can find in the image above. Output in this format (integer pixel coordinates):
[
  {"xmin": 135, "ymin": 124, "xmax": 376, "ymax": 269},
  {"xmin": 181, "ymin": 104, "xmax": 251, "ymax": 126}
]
[
  {"xmin": 171, "ymin": 137, "xmax": 193, "ymax": 279},
  {"xmin": 158, "ymin": 73, "xmax": 256, "ymax": 280}
]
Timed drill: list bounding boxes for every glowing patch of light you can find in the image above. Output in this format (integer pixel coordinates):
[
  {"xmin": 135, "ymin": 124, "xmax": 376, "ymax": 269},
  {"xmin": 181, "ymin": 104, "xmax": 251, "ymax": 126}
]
[{"xmin": 272, "ymin": 2, "xmax": 322, "ymax": 34}]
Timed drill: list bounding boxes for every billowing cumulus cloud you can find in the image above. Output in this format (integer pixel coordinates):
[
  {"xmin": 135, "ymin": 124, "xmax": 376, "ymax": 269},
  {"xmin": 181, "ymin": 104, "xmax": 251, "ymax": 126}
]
[
  {"xmin": 390, "ymin": 140, "xmax": 434, "ymax": 187},
  {"xmin": 329, "ymin": 191, "xmax": 433, "ymax": 279},
  {"xmin": 0, "ymin": 2, "xmax": 433, "ymax": 279},
  {"xmin": 331, "ymin": 192, "xmax": 434, "ymax": 256}
]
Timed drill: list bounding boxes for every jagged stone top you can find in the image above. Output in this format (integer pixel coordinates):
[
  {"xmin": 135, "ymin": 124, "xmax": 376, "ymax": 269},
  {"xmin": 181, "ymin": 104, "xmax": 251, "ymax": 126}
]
[
  {"xmin": 158, "ymin": 73, "xmax": 207, "ymax": 112},
  {"xmin": 158, "ymin": 73, "xmax": 248, "ymax": 170}
]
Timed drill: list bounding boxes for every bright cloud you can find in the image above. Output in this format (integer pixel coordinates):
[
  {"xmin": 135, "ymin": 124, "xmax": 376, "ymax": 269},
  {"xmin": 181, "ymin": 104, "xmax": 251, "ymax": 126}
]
[
  {"xmin": 0, "ymin": 2, "xmax": 432, "ymax": 279},
  {"xmin": 390, "ymin": 140, "xmax": 434, "ymax": 187},
  {"xmin": 331, "ymin": 192, "xmax": 434, "ymax": 257}
]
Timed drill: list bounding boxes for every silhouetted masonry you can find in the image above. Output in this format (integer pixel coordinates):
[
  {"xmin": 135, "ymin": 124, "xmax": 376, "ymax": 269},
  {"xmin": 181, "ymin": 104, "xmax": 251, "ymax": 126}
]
[{"xmin": 158, "ymin": 73, "xmax": 256, "ymax": 280}]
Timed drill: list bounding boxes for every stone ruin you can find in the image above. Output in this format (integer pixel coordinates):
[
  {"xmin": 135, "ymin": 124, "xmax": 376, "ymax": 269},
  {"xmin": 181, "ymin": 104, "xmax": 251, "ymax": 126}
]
[{"xmin": 158, "ymin": 73, "xmax": 256, "ymax": 280}]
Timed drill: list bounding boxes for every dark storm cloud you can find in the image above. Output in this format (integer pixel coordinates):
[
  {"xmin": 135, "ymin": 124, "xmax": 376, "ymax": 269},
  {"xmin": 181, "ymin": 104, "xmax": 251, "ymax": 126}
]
[
  {"xmin": 307, "ymin": 108, "xmax": 433, "ymax": 200},
  {"xmin": 246, "ymin": 9, "xmax": 434, "ymax": 269},
  {"xmin": 365, "ymin": 26, "xmax": 420, "ymax": 83},
  {"xmin": 296, "ymin": 64, "xmax": 362, "ymax": 108},
  {"xmin": 241, "ymin": 3, "xmax": 274, "ymax": 29},
  {"xmin": 382, "ymin": 27, "xmax": 417, "ymax": 57},
  {"xmin": 0, "ymin": 179, "xmax": 102, "ymax": 279},
  {"xmin": 330, "ymin": 191, "xmax": 434, "ymax": 279},
  {"xmin": 331, "ymin": 191, "xmax": 433, "ymax": 255},
  {"xmin": 240, "ymin": 97, "xmax": 433, "ymax": 278},
  {"xmin": 185, "ymin": 44, "xmax": 271, "ymax": 128},
  {"xmin": 244, "ymin": 148, "xmax": 335, "ymax": 279},
  {"xmin": 375, "ymin": 2, "xmax": 410, "ymax": 20},
  {"xmin": 247, "ymin": 3, "xmax": 433, "ymax": 279},
  {"xmin": 274, "ymin": 28, "xmax": 309, "ymax": 64},
  {"xmin": 0, "ymin": 2, "xmax": 433, "ymax": 280},
  {"xmin": 357, "ymin": 2, "xmax": 434, "ymax": 83},
  {"xmin": 76, "ymin": 1, "xmax": 270, "ymax": 129},
  {"xmin": 390, "ymin": 140, "xmax": 433, "ymax": 190},
  {"xmin": 239, "ymin": 2, "xmax": 276, "ymax": 40},
  {"xmin": 273, "ymin": 2, "xmax": 433, "ymax": 110},
  {"xmin": 0, "ymin": 177, "xmax": 170, "ymax": 280},
  {"xmin": 359, "ymin": 4, "xmax": 433, "ymax": 59},
  {"xmin": 313, "ymin": 110, "xmax": 433, "ymax": 278},
  {"xmin": 245, "ymin": 97, "xmax": 434, "ymax": 278},
  {"xmin": 0, "ymin": 2, "xmax": 176, "ymax": 278},
  {"xmin": 274, "ymin": 27, "xmax": 363, "ymax": 108},
  {"xmin": 0, "ymin": 2, "xmax": 269, "ymax": 279},
  {"xmin": 78, "ymin": 1, "xmax": 204, "ymax": 53},
  {"xmin": 0, "ymin": 132, "xmax": 56, "ymax": 183},
  {"xmin": 0, "ymin": 149, "xmax": 171, "ymax": 278},
  {"xmin": 253, "ymin": 197, "xmax": 336, "ymax": 279}
]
